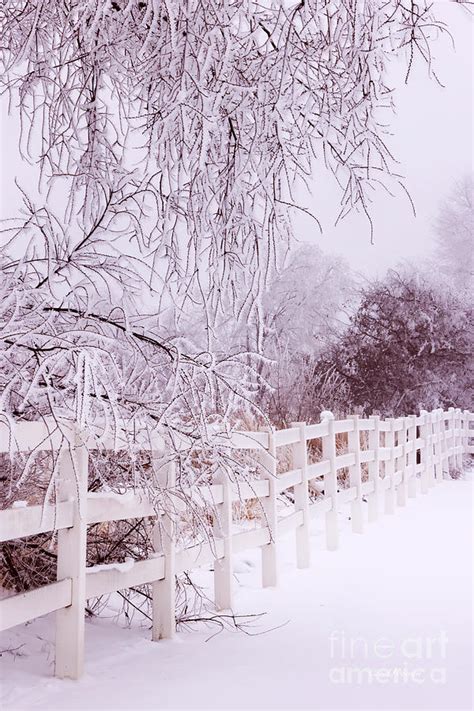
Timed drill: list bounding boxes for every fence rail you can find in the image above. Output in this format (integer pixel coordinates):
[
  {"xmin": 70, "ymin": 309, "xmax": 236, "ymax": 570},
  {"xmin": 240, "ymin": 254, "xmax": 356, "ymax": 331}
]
[{"xmin": 0, "ymin": 407, "xmax": 472, "ymax": 679}]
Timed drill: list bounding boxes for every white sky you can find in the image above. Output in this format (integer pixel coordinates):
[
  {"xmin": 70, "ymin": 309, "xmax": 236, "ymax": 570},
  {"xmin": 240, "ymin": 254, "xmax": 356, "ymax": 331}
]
[
  {"xmin": 295, "ymin": 4, "xmax": 473, "ymax": 275},
  {"xmin": 1, "ymin": 3, "xmax": 472, "ymax": 277}
]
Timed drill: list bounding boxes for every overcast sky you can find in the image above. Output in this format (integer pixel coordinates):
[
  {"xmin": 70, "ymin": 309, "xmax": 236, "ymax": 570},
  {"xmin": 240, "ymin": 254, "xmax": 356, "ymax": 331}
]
[
  {"xmin": 1, "ymin": 3, "xmax": 472, "ymax": 278},
  {"xmin": 296, "ymin": 3, "xmax": 473, "ymax": 276}
]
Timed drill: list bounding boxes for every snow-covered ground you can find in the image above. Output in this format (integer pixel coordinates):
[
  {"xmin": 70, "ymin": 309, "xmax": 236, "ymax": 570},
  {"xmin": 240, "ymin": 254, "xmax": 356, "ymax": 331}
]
[{"xmin": 1, "ymin": 476, "xmax": 472, "ymax": 711}]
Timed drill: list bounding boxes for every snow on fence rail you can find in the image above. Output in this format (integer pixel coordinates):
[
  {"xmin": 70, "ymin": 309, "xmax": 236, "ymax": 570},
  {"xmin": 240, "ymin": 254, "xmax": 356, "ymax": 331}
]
[{"xmin": 0, "ymin": 408, "xmax": 473, "ymax": 679}]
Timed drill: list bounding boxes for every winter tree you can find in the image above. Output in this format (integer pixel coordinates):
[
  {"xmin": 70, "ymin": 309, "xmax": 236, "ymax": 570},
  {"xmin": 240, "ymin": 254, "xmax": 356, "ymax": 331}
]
[
  {"xmin": 0, "ymin": 1, "xmax": 463, "ymax": 493},
  {"xmin": 433, "ymin": 174, "xmax": 473, "ymax": 295},
  {"xmin": 258, "ymin": 245, "xmax": 353, "ymax": 423},
  {"xmin": 327, "ymin": 269, "xmax": 473, "ymax": 416}
]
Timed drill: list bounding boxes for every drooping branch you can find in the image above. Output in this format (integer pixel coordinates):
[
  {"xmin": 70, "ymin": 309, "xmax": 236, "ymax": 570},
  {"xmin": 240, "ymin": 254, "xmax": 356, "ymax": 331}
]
[{"xmin": 0, "ymin": 0, "xmax": 459, "ymax": 319}]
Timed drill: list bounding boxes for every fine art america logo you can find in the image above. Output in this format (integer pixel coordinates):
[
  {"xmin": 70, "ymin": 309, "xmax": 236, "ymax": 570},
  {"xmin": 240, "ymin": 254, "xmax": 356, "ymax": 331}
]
[{"xmin": 328, "ymin": 631, "xmax": 448, "ymax": 685}]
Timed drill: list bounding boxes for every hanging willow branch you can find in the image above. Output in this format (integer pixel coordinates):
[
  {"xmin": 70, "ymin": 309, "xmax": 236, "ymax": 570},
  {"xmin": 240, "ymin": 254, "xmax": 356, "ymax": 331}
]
[{"xmin": 0, "ymin": 0, "xmax": 459, "ymax": 315}]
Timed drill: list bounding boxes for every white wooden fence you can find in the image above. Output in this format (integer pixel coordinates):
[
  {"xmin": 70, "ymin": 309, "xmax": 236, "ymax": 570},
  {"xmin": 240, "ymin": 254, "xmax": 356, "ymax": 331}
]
[{"xmin": 0, "ymin": 407, "xmax": 472, "ymax": 679}]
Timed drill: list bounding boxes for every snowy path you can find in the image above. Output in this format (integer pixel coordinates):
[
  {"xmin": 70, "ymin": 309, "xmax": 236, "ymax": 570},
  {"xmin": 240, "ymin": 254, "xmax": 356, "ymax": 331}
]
[{"xmin": 1, "ymin": 478, "xmax": 472, "ymax": 710}]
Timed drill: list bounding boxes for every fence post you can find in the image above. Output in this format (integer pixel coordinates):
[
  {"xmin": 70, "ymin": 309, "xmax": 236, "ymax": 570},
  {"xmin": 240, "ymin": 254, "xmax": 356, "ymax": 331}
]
[
  {"xmin": 427, "ymin": 411, "xmax": 435, "ymax": 488},
  {"xmin": 291, "ymin": 422, "xmax": 311, "ymax": 569},
  {"xmin": 451, "ymin": 407, "xmax": 457, "ymax": 469},
  {"xmin": 427, "ymin": 410, "xmax": 436, "ymax": 487},
  {"xmin": 152, "ymin": 460, "xmax": 176, "ymax": 640},
  {"xmin": 440, "ymin": 410, "xmax": 448, "ymax": 479},
  {"xmin": 348, "ymin": 415, "xmax": 363, "ymax": 533},
  {"xmin": 322, "ymin": 412, "xmax": 338, "ymax": 551},
  {"xmin": 384, "ymin": 418, "xmax": 396, "ymax": 514},
  {"xmin": 213, "ymin": 469, "xmax": 233, "ymax": 609},
  {"xmin": 397, "ymin": 418, "xmax": 409, "ymax": 506},
  {"xmin": 433, "ymin": 410, "xmax": 442, "ymax": 482},
  {"xmin": 367, "ymin": 415, "xmax": 380, "ymax": 522},
  {"xmin": 407, "ymin": 415, "xmax": 417, "ymax": 498},
  {"xmin": 419, "ymin": 411, "xmax": 429, "ymax": 495},
  {"xmin": 55, "ymin": 427, "xmax": 88, "ymax": 680},
  {"xmin": 455, "ymin": 408, "xmax": 463, "ymax": 471},
  {"xmin": 451, "ymin": 407, "xmax": 459, "ymax": 471},
  {"xmin": 448, "ymin": 407, "xmax": 456, "ymax": 473},
  {"xmin": 392, "ymin": 420, "xmax": 402, "ymax": 502},
  {"xmin": 444, "ymin": 409, "xmax": 450, "ymax": 475},
  {"xmin": 463, "ymin": 409, "xmax": 470, "ymax": 457},
  {"xmin": 260, "ymin": 429, "xmax": 278, "ymax": 587}
]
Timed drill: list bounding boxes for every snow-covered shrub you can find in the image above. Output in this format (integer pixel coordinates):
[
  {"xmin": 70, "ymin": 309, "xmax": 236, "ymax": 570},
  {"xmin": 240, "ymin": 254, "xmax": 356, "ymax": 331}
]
[{"xmin": 325, "ymin": 270, "xmax": 474, "ymax": 416}]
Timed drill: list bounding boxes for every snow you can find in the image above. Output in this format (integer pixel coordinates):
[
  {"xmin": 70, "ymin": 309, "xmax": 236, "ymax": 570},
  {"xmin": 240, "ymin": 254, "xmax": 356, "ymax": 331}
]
[
  {"xmin": 87, "ymin": 491, "xmax": 134, "ymax": 500},
  {"xmin": 1, "ymin": 477, "xmax": 472, "ymax": 710},
  {"xmin": 85, "ymin": 559, "xmax": 135, "ymax": 575}
]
